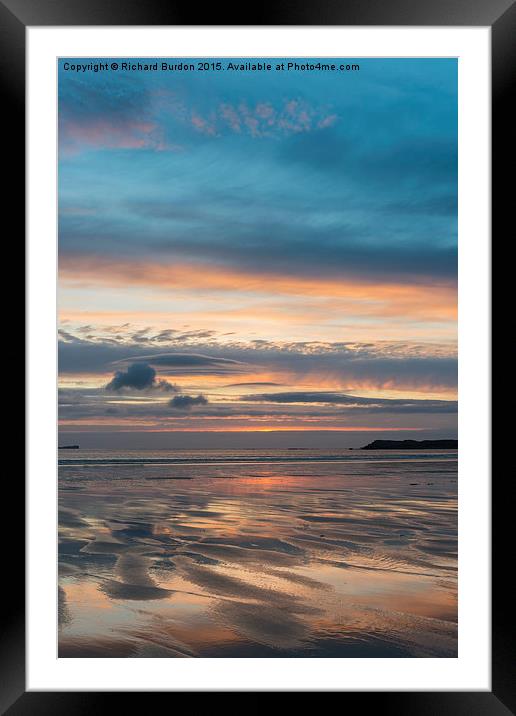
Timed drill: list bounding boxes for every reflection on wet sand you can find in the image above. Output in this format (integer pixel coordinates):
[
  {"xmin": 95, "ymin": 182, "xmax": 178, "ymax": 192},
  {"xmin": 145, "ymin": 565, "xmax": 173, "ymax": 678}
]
[{"xmin": 58, "ymin": 451, "xmax": 457, "ymax": 657}]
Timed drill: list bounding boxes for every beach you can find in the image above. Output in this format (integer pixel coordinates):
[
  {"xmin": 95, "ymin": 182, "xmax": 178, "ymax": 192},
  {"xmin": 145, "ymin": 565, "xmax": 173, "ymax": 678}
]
[{"xmin": 58, "ymin": 449, "xmax": 457, "ymax": 658}]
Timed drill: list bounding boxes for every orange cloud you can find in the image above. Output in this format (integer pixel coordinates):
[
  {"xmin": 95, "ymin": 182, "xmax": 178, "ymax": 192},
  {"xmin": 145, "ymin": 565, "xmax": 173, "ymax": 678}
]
[{"xmin": 59, "ymin": 255, "xmax": 457, "ymax": 323}]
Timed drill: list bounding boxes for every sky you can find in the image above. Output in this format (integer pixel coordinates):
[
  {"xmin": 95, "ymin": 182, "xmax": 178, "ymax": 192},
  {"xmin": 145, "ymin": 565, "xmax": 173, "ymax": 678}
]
[{"xmin": 58, "ymin": 58, "xmax": 457, "ymax": 447}]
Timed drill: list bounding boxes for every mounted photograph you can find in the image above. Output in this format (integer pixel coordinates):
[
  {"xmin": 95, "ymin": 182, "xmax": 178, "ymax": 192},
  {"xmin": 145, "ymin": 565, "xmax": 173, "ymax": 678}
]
[{"xmin": 57, "ymin": 57, "xmax": 458, "ymax": 659}]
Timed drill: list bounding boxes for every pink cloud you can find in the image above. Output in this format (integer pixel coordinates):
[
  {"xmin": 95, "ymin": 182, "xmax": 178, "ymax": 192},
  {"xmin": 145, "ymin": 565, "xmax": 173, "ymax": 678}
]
[
  {"xmin": 219, "ymin": 104, "xmax": 242, "ymax": 132},
  {"xmin": 190, "ymin": 112, "xmax": 217, "ymax": 136},
  {"xmin": 284, "ymin": 100, "xmax": 299, "ymax": 116},
  {"xmin": 318, "ymin": 114, "xmax": 338, "ymax": 129},
  {"xmin": 209, "ymin": 99, "xmax": 337, "ymax": 138},
  {"xmin": 255, "ymin": 102, "xmax": 274, "ymax": 119},
  {"xmin": 60, "ymin": 118, "xmax": 179, "ymax": 155}
]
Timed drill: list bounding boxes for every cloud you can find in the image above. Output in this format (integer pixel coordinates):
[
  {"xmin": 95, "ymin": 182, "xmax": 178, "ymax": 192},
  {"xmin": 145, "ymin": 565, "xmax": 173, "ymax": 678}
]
[
  {"xmin": 241, "ymin": 391, "xmax": 457, "ymax": 414},
  {"xmin": 105, "ymin": 362, "xmax": 177, "ymax": 392},
  {"xmin": 212, "ymin": 99, "xmax": 337, "ymax": 138},
  {"xmin": 58, "ymin": 68, "xmax": 177, "ymax": 154},
  {"xmin": 58, "ymin": 336, "xmax": 250, "ymax": 377},
  {"xmin": 191, "ymin": 112, "xmax": 217, "ymax": 136},
  {"xmin": 114, "ymin": 352, "xmax": 247, "ymax": 376},
  {"xmin": 169, "ymin": 394, "xmax": 208, "ymax": 410},
  {"xmin": 225, "ymin": 382, "xmax": 283, "ymax": 388},
  {"xmin": 58, "ymin": 390, "xmax": 458, "ymax": 435},
  {"xmin": 60, "ymin": 118, "xmax": 170, "ymax": 155},
  {"xmin": 183, "ymin": 98, "xmax": 339, "ymax": 139},
  {"xmin": 58, "ymin": 333, "xmax": 457, "ymax": 393},
  {"xmin": 59, "ymin": 206, "xmax": 457, "ymax": 286},
  {"xmin": 118, "ymin": 352, "xmax": 243, "ymax": 368}
]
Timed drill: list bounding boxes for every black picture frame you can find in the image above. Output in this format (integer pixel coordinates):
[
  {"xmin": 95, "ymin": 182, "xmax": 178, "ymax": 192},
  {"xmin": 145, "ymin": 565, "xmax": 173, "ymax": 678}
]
[{"xmin": 3, "ymin": 0, "xmax": 510, "ymax": 709}]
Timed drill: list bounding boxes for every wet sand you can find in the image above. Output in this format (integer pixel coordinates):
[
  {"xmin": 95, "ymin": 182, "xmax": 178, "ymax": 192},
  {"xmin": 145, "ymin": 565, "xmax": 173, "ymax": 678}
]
[{"xmin": 58, "ymin": 450, "xmax": 457, "ymax": 657}]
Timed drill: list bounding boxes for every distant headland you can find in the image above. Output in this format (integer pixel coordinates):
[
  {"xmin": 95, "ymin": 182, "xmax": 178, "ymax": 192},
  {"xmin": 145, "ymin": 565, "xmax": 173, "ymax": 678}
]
[
  {"xmin": 361, "ymin": 439, "xmax": 457, "ymax": 450},
  {"xmin": 58, "ymin": 445, "xmax": 80, "ymax": 450}
]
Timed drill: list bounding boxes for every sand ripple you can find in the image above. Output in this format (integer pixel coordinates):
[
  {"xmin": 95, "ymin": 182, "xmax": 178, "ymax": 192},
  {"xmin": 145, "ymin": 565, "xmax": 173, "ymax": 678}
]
[{"xmin": 59, "ymin": 456, "xmax": 457, "ymax": 657}]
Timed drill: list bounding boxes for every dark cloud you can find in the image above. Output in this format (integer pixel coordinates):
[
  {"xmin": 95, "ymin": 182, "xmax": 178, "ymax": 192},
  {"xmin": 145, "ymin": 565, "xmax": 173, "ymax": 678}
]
[
  {"xmin": 59, "ymin": 387, "xmax": 455, "ymax": 423},
  {"xmin": 58, "ymin": 337, "xmax": 248, "ymax": 376},
  {"xmin": 58, "ymin": 335, "xmax": 457, "ymax": 392},
  {"xmin": 60, "ymin": 211, "xmax": 457, "ymax": 285},
  {"xmin": 115, "ymin": 352, "xmax": 247, "ymax": 377},
  {"xmin": 58, "ymin": 329, "xmax": 77, "ymax": 342},
  {"xmin": 241, "ymin": 391, "xmax": 457, "ymax": 414},
  {"xmin": 105, "ymin": 362, "xmax": 177, "ymax": 392},
  {"xmin": 169, "ymin": 394, "xmax": 208, "ymax": 410},
  {"xmin": 119, "ymin": 352, "xmax": 243, "ymax": 368},
  {"xmin": 281, "ymin": 129, "xmax": 457, "ymax": 189}
]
